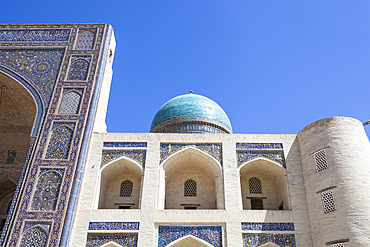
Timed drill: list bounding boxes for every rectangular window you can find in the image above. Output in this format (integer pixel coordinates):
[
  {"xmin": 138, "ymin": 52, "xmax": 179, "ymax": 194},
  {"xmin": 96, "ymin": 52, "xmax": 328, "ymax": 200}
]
[
  {"xmin": 5, "ymin": 151, "xmax": 16, "ymax": 164},
  {"xmin": 251, "ymin": 199, "xmax": 263, "ymax": 210},
  {"xmin": 322, "ymin": 190, "xmax": 336, "ymax": 213},
  {"xmin": 314, "ymin": 149, "xmax": 328, "ymax": 172}
]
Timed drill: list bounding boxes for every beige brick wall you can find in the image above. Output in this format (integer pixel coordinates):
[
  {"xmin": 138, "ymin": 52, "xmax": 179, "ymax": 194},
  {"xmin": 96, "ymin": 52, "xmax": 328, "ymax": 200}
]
[
  {"xmin": 165, "ymin": 165, "xmax": 216, "ymax": 209},
  {"xmin": 298, "ymin": 117, "xmax": 370, "ymax": 246}
]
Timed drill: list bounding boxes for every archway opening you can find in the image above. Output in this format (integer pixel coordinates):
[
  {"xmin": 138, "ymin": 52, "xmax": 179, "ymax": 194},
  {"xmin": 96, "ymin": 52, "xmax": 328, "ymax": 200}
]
[
  {"xmin": 168, "ymin": 235, "xmax": 214, "ymax": 247},
  {"xmin": 160, "ymin": 147, "xmax": 223, "ymax": 210},
  {"xmin": 0, "ymin": 71, "xmax": 38, "ymax": 231},
  {"xmin": 99, "ymin": 157, "xmax": 143, "ymax": 209},
  {"xmin": 239, "ymin": 158, "xmax": 289, "ymax": 210}
]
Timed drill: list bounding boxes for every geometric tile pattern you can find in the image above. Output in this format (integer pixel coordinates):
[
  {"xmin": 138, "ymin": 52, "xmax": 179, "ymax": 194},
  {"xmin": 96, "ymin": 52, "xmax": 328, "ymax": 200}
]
[
  {"xmin": 75, "ymin": 29, "xmax": 96, "ymax": 50},
  {"xmin": 0, "ymin": 48, "xmax": 65, "ymax": 106},
  {"xmin": 58, "ymin": 90, "xmax": 82, "ymax": 114},
  {"xmin": 241, "ymin": 222, "xmax": 295, "ymax": 231},
  {"xmin": 22, "ymin": 221, "xmax": 52, "ymax": 232},
  {"xmin": 0, "ymin": 23, "xmax": 110, "ymax": 247},
  {"xmin": 67, "ymin": 56, "xmax": 91, "ymax": 81},
  {"xmin": 236, "ymin": 143, "xmax": 283, "ymax": 150},
  {"xmin": 236, "ymin": 150, "xmax": 286, "ymax": 168},
  {"xmin": 45, "ymin": 122, "xmax": 75, "ymax": 159},
  {"xmin": 158, "ymin": 226, "xmax": 222, "ymax": 247},
  {"xmin": 0, "ymin": 29, "xmax": 70, "ymax": 42},
  {"xmin": 86, "ymin": 233, "xmax": 138, "ymax": 247},
  {"xmin": 243, "ymin": 233, "xmax": 295, "ymax": 247},
  {"xmin": 20, "ymin": 225, "xmax": 49, "ymax": 247},
  {"xmin": 101, "ymin": 150, "xmax": 146, "ymax": 168},
  {"xmin": 31, "ymin": 169, "xmax": 64, "ymax": 211},
  {"xmin": 103, "ymin": 142, "xmax": 147, "ymax": 148},
  {"xmin": 160, "ymin": 143, "xmax": 222, "ymax": 165},
  {"xmin": 88, "ymin": 222, "xmax": 139, "ymax": 231}
]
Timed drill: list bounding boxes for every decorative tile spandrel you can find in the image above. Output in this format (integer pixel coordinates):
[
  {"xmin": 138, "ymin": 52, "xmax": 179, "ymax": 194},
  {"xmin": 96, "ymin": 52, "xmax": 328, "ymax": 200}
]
[{"xmin": 45, "ymin": 122, "xmax": 75, "ymax": 160}]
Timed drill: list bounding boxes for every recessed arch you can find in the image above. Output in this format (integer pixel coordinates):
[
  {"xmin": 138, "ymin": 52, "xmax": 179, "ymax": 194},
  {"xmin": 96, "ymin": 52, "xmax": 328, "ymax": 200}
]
[
  {"xmin": 0, "ymin": 66, "xmax": 44, "ymax": 137},
  {"xmin": 100, "ymin": 241, "xmax": 124, "ymax": 247},
  {"xmin": 167, "ymin": 235, "xmax": 214, "ymax": 247},
  {"xmin": 158, "ymin": 147, "xmax": 224, "ymax": 210},
  {"xmin": 239, "ymin": 158, "xmax": 289, "ymax": 210},
  {"xmin": 98, "ymin": 156, "xmax": 143, "ymax": 209},
  {"xmin": 260, "ymin": 242, "xmax": 280, "ymax": 247}
]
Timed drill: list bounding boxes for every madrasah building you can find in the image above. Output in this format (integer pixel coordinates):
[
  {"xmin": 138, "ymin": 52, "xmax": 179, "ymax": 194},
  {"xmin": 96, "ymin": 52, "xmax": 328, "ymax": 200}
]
[{"xmin": 0, "ymin": 23, "xmax": 369, "ymax": 247}]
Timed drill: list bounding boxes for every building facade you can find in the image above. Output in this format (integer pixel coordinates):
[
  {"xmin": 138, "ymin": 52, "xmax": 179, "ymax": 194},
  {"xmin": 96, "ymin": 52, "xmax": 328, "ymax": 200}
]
[{"xmin": 0, "ymin": 24, "xmax": 369, "ymax": 247}]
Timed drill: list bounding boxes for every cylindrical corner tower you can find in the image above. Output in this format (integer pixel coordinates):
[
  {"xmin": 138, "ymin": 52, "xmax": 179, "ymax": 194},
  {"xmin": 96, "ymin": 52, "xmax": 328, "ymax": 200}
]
[{"xmin": 297, "ymin": 117, "xmax": 370, "ymax": 246}]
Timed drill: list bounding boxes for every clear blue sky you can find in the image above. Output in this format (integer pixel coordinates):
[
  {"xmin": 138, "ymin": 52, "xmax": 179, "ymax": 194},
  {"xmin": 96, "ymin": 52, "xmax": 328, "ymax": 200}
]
[{"xmin": 2, "ymin": 1, "xmax": 370, "ymax": 137}]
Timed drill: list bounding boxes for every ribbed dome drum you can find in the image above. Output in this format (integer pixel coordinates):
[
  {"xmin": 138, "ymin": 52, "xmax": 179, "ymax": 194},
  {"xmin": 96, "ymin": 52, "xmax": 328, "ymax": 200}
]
[{"xmin": 150, "ymin": 93, "xmax": 232, "ymax": 134}]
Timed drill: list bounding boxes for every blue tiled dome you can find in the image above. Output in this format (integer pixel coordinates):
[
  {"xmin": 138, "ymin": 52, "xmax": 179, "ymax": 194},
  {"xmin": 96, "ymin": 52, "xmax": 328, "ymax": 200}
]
[{"xmin": 150, "ymin": 93, "xmax": 232, "ymax": 134}]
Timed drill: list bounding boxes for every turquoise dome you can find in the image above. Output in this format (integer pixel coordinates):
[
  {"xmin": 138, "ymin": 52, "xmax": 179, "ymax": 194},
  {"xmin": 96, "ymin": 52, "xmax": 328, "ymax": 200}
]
[{"xmin": 150, "ymin": 93, "xmax": 232, "ymax": 134}]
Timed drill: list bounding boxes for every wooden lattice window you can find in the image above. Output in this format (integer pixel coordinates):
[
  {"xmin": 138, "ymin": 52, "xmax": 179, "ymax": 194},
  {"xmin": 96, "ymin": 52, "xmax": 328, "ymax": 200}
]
[
  {"xmin": 120, "ymin": 180, "xmax": 133, "ymax": 197},
  {"xmin": 184, "ymin": 179, "xmax": 196, "ymax": 197},
  {"xmin": 249, "ymin": 177, "xmax": 262, "ymax": 194}
]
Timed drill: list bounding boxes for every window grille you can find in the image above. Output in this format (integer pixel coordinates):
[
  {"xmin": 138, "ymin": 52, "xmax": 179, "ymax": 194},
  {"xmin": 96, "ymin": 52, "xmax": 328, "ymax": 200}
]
[
  {"xmin": 120, "ymin": 180, "xmax": 133, "ymax": 197},
  {"xmin": 58, "ymin": 91, "xmax": 81, "ymax": 114},
  {"xmin": 5, "ymin": 150, "xmax": 16, "ymax": 164},
  {"xmin": 331, "ymin": 244, "xmax": 344, "ymax": 247},
  {"xmin": 249, "ymin": 177, "xmax": 262, "ymax": 194},
  {"xmin": 321, "ymin": 190, "xmax": 336, "ymax": 213},
  {"xmin": 314, "ymin": 149, "xmax": 328, "ymax": 172},
  {"xmin": 184, "ymin": 179, "xmax": 196, "ymax": 197}
]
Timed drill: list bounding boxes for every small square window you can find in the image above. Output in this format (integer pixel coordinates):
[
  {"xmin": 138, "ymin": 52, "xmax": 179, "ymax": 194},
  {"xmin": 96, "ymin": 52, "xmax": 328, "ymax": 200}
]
[
  {"xmin": 251, "ymin": 199, "xmax": 263, "ymax": 210},
  {"xmin": 5, "ymin": 151, "xmax": 16, "ymax": 164}
]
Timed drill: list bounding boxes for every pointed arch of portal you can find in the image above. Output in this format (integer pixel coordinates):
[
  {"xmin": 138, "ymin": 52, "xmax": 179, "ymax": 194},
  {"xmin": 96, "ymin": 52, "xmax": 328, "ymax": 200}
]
[
  {"xmin": 260, "ymin": 242, "xmax": 280, "ymax": 247},
  {"xmin": 167, "ymin": 235, "xmax": 214, "ymax": 247},
  {"xmin": 158, "ymin": 147, "xmax": 224, "ymax": 210},
  {"xmin": 0, "ymin": 66, "xmax": 44, "ymax": 137}
]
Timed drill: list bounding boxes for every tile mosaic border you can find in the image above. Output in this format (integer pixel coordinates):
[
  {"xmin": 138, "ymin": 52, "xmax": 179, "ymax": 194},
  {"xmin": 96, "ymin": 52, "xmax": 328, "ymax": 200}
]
[
  {"xmin": 160, "ymin": 143, "xmax": 222, "ymax": 166},
  {"xmin": 103, "ymin": 142, "xmax": 147, "ymax": 148},
  {"xmin": 237, "ymin": 150, "xmax": 286, "ymax": 168},
  {"xmin": 88, "ymin": 222, "xmax": 139, "ymax": 231},
  {"xmin": 236, "ymin": 143, "xmax": 283, "ymax": 150},
  {"xmin": 241, "ymin": 222, "xmax": 294, "ymax": 231}
]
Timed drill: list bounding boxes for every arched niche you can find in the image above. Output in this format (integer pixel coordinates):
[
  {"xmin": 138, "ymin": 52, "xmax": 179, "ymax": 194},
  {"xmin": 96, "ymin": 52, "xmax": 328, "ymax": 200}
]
[
  {"xmin": 260, "ymin": 242, "xmax": 280, "ymax": 247},
  {"xmin": 158, "ymin": 147, "xmax": 224, "ymax": 210},
  {"xmin": 98, "ymin": 157, "xmax": 143, "ymax": 209},
  {"xmin": 167, "ymin": 235, "xmax": 214, "ymax": 247},
  {"xmin": 239, "ymin": 158, "xmax": 289, "ymax": 210},
  {"xmin": 100, "ymin": 242, "xmax": 124, "ymax": 247}
]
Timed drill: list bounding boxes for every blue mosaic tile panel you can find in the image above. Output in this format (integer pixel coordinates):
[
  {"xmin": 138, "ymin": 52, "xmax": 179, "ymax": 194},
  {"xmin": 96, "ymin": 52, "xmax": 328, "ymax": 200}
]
[
  {"xmin": 236, "ymin": 143, "xmax": 283, "ymax": 150},
  {"xmin": 23, "ymin": 221, "xmax": 52, "ymax": 233},
  {"xmin": 67, "ymin": 55, "xmax": 91, "ymax": 81},
  {"xmin": 103, "ymin": 142, "xmax": 147, "ymax": 148},
  {"xmin": 20, "ymin": 225, "xmax": 49, "ymax": 247},
  {"xmin": 160, "ymin": 143, "xmax": 222, "ymax": 165},
  {"xmin": 158, "ymin": 226, "xmax": 222, "ymax": 247},
  {"xmin": 45, "ymin": 122, "xmax": 75, "ymax": 159},
  {"xmin": 0, "ymin": 29, "xmax": 70, "ymax": 42},
  {"xmin": 241, "ymin": 223, "xmax": 295, "ymax": 231},
  {"xmin": 31, "ymin": 169, "xmax": 64, "ymax": 211},
  {"xmin": 86, "ymin": 233, "xmax": 138, "ymax": 247},
  {"xmin": 237, "ymin": 150, "xmax": 286, "ymax": 168},
  {"xmin": 76, "ymin": 29, "xmax": 96, "ymax": 50},
  {"xmin": 58, "ymin": 90, "xmax": 82, "ymax": 114},
  {"xmin": 88, "ymin": 222, "xmax": 139, "ymax": 231},
  {"xmin": 101, "ymin": 150, "xmax": 146, "ymax": 168},
  {"xmin": 156, "ymin": 121, "xmax": 228, "ymax": 134},
  {"xmin": 0, "ymin": 48, "xmax": 65, "ymax": 106},
  {"xmin": 243, "ymin": 233, "xmax": 295, "ymax": 247}
]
